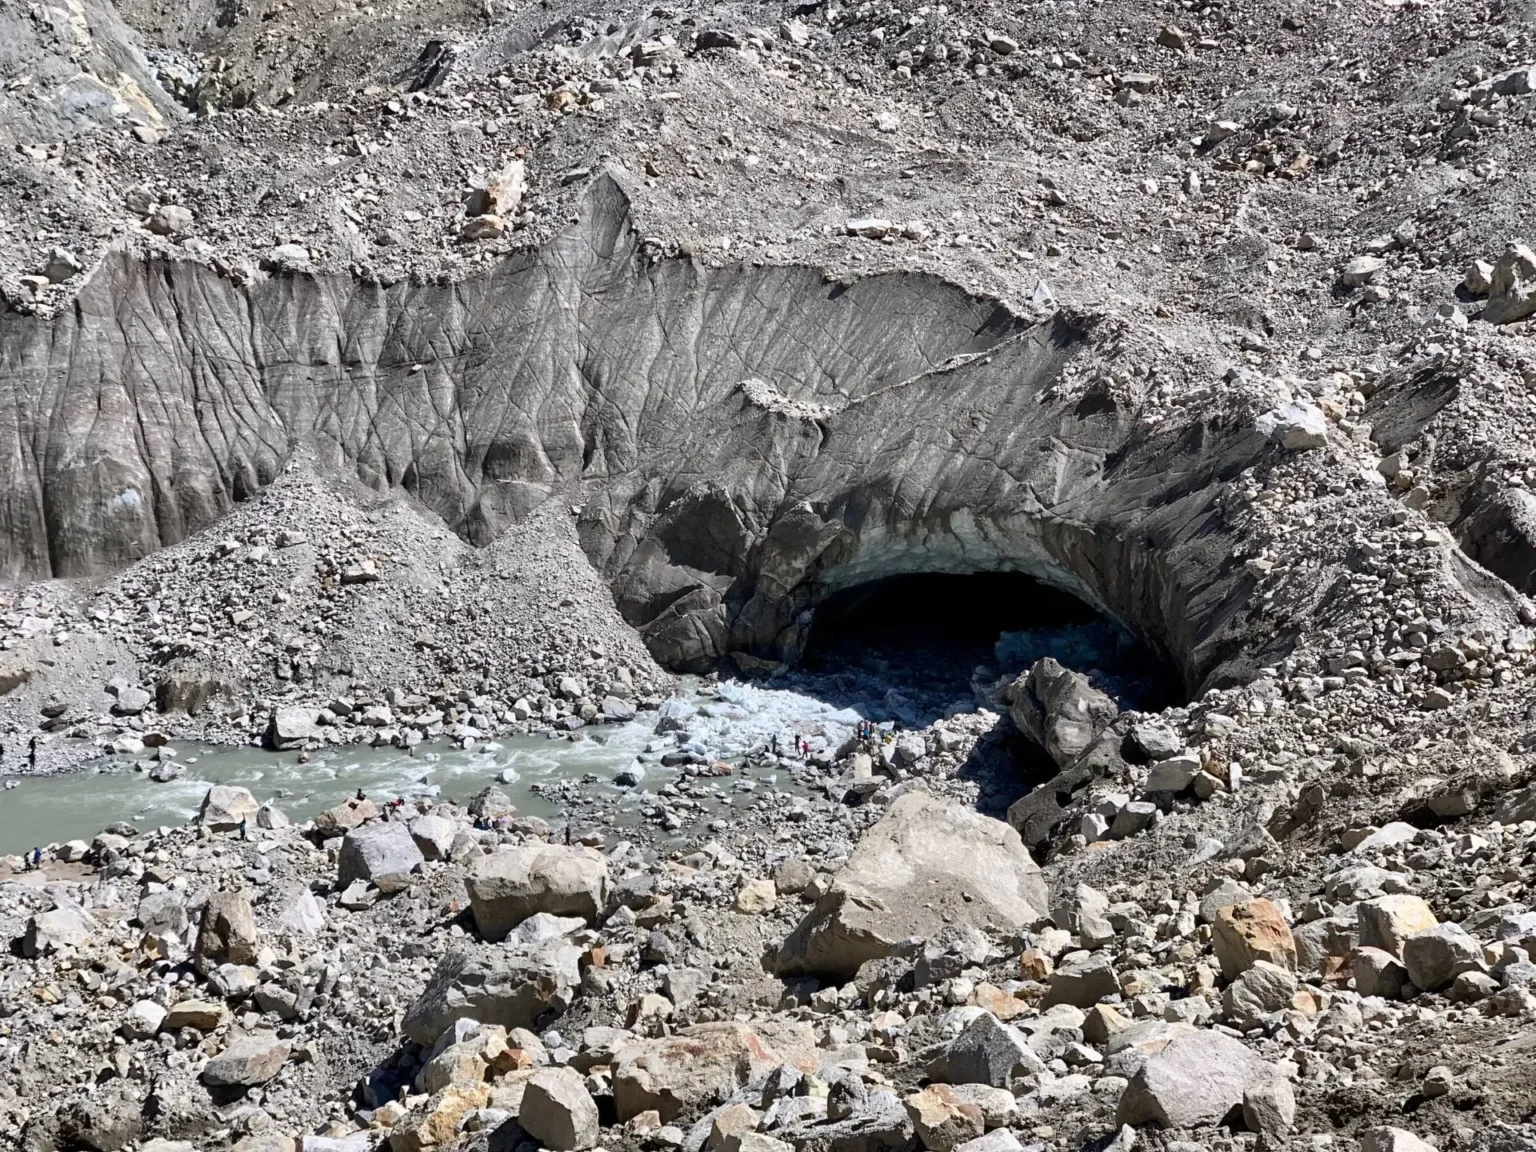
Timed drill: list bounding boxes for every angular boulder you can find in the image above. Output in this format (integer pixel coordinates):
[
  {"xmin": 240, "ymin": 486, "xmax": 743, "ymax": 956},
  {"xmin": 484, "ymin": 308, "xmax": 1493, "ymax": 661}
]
[
  {"xmin": 519, "ymin": 1067, "xmax": 600, "ymax": 1150},
  {"xmin": 266, "ymin": 706, "xmax": 322, "ymax": 749},
  {"xmin": 22, "ymin": 903, "xmax": 97, "ymax": 957},
  {"xmin": 1222, "ymin": 960, "xmax": 1298, "ymax": 1024},
  {"xmin": 338, "ymin": 822, "xmax": 425, "ymax": 894},
  {"xmin": 925, "ymin": 1013, "xmax": 1045, "ymax": 1087},
  {"xmin": 269, "ymin": 882, "xmax": 325, "ymax": 935},
  {"xmin": 1212, "ymin": 899, "xmax": 1296, "ymax": 979},
  {"xmin": 1402, "ymin": 924, "xmax": 1484, "ymax": 992},
  {"xmin": 315, "ymin": 797, "xmax": 378, "ymax": 834},
  {"xmin": 468, "ymin": 785, "xmax": 516, "ymax": 820},
  {"xmin": 905, "ymin": 1085, "xmax": 984, "ymax": 1152},
  {"xmin": 1357, "ymin": 895, "xmax": 1437, "ymax": 958},
  {"xmin": 466, "ymin": 844, "xmax": 609, "ymax": 940},
  {"xmin": 201, "ymin": 1031, "xmax": 289, "ymax": 1088},
  {"xmin": 164, "ymin": 998, "xmax": 228, "ymax": 1031},
  {"xmin": 199, "ymin": 785, "xmax": 259, "ymax": 830},
  {"xmin": 402, "ymin": 940, "xmax": 582, "ymax": 1046},
  {"xmin": 1352, "ymin": 946, "xmax": 1412, "ymax": 1000},
  {"xmin": 1116, "ymin": 1031, "xmax": 1275, "ymax": 1129},
  {"xmin": 409, "ymin": 813, "xmax": 457, "ymax": 860},
  {"xmin": 613, "ymin": 1021, "xmax": 818, "ymax": 1122},
  {"xmin": 136, "ymin": 891, "xmax": 188, "ymax": 937},
  {"xmin": 1006, "ymin": 657, "xmax": 1117, "ymax": 768},
  {"xmin": 194, "ymin": 890, "xmax": 259, "ymax": 974},
  {"xmin": 773, "ymin": 793, "xmax": 1047, "ymax": 979},
  {"xmin": 1485, "ymin": 241, "xmax": 1536, "ymax": 325},
  {"xmin": 389, "ymin": 1082, "xmax": 490, "ymax": 1152},
  {"xmin": 1043, "ymin": 952, "xmax": 1119, "ymax": 1008},
  {"xmin": 123, "ymin": 1000, "xmax": 168, "ymax": 1039}
]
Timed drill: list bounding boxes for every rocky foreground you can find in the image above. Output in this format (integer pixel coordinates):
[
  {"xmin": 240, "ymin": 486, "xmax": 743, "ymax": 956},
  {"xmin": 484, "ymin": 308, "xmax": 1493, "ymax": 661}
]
[
  {"xmin": 12, "ymin": 0, "xmax": 1536, "ymax": 1144},
  {"xmin": 9, "ymin": 658, "xmax": 1536, "ymax": 1152}
]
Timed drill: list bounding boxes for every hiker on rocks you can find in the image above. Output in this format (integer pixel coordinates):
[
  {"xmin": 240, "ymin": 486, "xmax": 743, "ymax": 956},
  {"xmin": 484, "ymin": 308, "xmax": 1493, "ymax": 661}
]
[
  {"xmin": 30, "ymin": 846, "xmax": 41, "ymax": 871},
  {"xmin": 26, "ymin": 847, "xmax": 38, "ymax": 871},
  {"xmin": 771, "ymin": 734, "xmax": 780, "ymax": 757},
  {"xmin": 27, "ymin": 736, "xmax": 37, "ymax": 770},
  {"xmin": 355, "ymin": 787, "xmax": 366, "ymax": 802},
  {"xmin": 238, "ymin": 816, "xmax": 248, "ymax": 841}
]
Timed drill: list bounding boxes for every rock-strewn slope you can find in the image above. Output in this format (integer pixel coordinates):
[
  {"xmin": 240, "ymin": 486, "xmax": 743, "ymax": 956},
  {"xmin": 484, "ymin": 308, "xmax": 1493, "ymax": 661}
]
[{"xmin": 10, "ymin": 0, "xmax": 1536, "ymax": 1146}]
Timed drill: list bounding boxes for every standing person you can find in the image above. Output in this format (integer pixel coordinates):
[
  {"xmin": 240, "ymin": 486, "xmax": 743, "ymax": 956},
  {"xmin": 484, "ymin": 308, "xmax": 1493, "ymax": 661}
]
[
  {"xmin": 27, "ymin": 736, "xmax": 37, "ymax": 770},
  {"xmin": 31, "ymin": 846, "xmax": 41, "ymax": 871},
  {"xmin": 26, "ymin": 847, "xmax": 37, "ymax": 871},
  {"xmin": 238, "ymin": 816, "xmax": 248, "ymax": 842}
]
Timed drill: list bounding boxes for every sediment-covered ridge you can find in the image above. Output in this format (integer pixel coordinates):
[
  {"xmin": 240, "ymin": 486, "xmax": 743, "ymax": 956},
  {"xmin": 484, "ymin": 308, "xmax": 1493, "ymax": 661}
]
[{"xmin": 3, "ymin": 175, "xmax": 1317, "ymax": 691}]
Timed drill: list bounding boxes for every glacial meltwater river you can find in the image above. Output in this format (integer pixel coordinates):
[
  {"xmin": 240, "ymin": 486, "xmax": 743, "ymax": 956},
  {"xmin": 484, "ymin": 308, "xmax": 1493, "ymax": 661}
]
[
  {"xmin": 0, "ymin": 613, "xmax": 1170, "ymax": 856},
  {"xmin": 0, "ymin": 679, "xmax": 866, "ymax": 855}
]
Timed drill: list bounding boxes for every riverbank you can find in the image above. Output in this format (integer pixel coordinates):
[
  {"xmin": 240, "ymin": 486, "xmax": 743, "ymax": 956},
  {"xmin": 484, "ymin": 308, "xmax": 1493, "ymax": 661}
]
[{"xmin": 0, "ymin": 676, "xmax": 894, "ymax": 860}]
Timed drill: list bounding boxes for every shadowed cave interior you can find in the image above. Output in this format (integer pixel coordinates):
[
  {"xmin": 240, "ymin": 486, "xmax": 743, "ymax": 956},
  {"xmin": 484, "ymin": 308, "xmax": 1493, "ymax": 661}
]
[{"xmin": 790, "ymin": 570, "xmax": 1186, "ymax": 818}]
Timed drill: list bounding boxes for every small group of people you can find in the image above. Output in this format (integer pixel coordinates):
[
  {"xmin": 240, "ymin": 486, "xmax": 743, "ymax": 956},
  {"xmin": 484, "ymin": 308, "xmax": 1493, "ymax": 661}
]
[
  {"xmin": 855, "ymin": 719, "xmax": 880, "ymax": 741},
  {"xmin": 24, "ymin": 846, "xmax": 42, "ymax": 871},
  {"xmin": 769, "ymin": 734, "xmax": 814, "ymax": 759}
]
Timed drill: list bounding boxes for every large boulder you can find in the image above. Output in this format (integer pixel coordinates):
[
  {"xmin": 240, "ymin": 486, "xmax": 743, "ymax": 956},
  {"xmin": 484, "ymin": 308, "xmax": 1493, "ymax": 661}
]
[
  {"xmin": 389, "ymin": 1082, "xmax": 490, "ymax": 1152},
  {"xmin": 338, "ymin": 822, "xmax": 425, "ymax": 893},
  {"xmin": 401, "ymin": 940, "xmax": 582, "ymax": 1046},
  {"xmin": 409, "ymin": 813, "xmax": 457, "ymax": 860},
  {"xmin": 613, "ymin": 1021, "xmax": 818, "ymax": 1122},
  {"xmin": 773, "ymin": 793, "xmax": 1047, "ymax": 979},
  {"xmin": 519, "ymin": 1067, "xmax": 600, "ymax": 1151},
  {"xmin": 468, "ymin": 785, "xmax": 516, "ymax": 820},
  {"xmin": 905, "ymin": 1085, "xmax": 984, "ymax": 1152},
  {"xmin": 193, "ymin": 891, "xmax": 259, "ymax": 975},
  {"xmin": 315, "ymin": 797, "xmax": 378, "ymax": 834},
  {"xmin": 1485, "ymin": 241, "xmax": 1536, "ymax": 325},
  {"xmin": 57, "ymin": 1090, "xmax": 143, "ymax": 1152},
  {"xmin": 466, "ymin": 844, "xmax": 609, "ymax": 940},
  {"xmin": 201, "ymin": 1032, "xmax": 289, "ymax": 1088},
  {"xmin": 1212, "ymin": 899, "xmax": 1296, "ymax": 980},
  {"xmin": 1042, "ymin": 952, "xmax": 1119, "ymax": 1008},
  {"xmin": 22, "ymin": 902, "xmax": 97, "ymax": 957},
  {"xmin": 135, "ymin": 891, "xmax": 188, "ymax": 937},
  {"xmin": 1002, "ymin": 660, "xmax": 1127, "ymax": 850},
  {"xmin": 268, "ymin": 883, "xmax": 324, "ymax": 935},
  {"xmin": 198, "ymin": 785, "xmax": 259, "ymax": 830},
  {"xmin": 266, "ymin": 706, "xmax": 322, "ymax": 749},
  {"xmin": 1116, "ymin": 1031, "xmax": 1276, "ymax": 1129},
  {"xmin": 1402, "ymin": 924, "xmax": 1484, "ymax": 992},
  {"xmin": 1357, "ymin": 895, "xmax": 1437, "ymax": 958},
  {"xmin": 925, "ymin": 1013, "xmax": 1045, "ymax": 1087},
  {"xmin": 1005, "ymin": 658, "xmax": 1117, "ymax": 768},
  {"xmin": 1222, "ymin": 960, "xmax": 1298, "ymax": 1025}
]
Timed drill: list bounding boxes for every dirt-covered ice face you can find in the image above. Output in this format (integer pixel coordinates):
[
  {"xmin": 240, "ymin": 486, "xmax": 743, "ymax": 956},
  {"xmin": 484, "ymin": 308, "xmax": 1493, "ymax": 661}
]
[{"xmin": 0, "ymin": 178, "xmax": 1281, "ymax": 701}]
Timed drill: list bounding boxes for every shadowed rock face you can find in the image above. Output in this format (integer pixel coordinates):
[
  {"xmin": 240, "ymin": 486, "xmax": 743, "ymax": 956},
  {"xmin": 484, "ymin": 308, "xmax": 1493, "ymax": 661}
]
[{"xmin": 0, "ymin": 177, "xmax": 1271, "ymax": 691}]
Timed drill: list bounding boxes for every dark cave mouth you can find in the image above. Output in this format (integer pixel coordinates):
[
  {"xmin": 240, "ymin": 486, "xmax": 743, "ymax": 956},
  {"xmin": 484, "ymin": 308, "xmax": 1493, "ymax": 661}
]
[{"xmin": 794, "ymin": 570, "xmax": 1184, "ymax": 722}]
